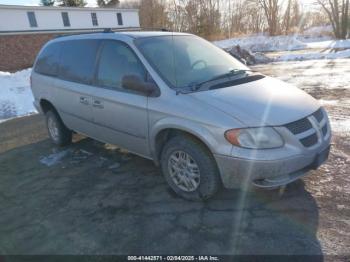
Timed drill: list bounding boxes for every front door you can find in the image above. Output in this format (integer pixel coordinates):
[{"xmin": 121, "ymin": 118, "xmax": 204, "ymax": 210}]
[{"xmin": 91, "ymin": 40, "xmax": 150, "ymax": 158}]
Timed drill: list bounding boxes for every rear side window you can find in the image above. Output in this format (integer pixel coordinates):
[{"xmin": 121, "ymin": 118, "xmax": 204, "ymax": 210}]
[
  {"xmin": 34, "ymin": 42, "xmax": 61, "ymax": 76},
  {"xmin": 59, "ymin": 40, "xmax": 100, "ymax": 85}
]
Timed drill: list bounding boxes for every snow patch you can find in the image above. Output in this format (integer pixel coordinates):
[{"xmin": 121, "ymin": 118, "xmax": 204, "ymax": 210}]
[
  {"xmin": 330, "ymin": 119, "xmax": 350, "ymax": 133},
  {"xmin": 215, "ymin": 34, "xmax": 350, "ymax": 53},
  {"xmin": 214, "ymin": 34, "xmax": 306, "ymax": 52},
  {"xmin": 319, "ymin": 99, "xmax": 339, "ymax": 106},
  {"xmin": 276, "ymin": 49, "xmax": 350, "ymax": 61},
  {"xmin": 40, "ymin": 149, "xmax": 71, "ymax": 167},
  {"xmin": 215, "ymin": 32, "xmax": 350, "ymax": 63},
  {"xmin": 0, "ymin": 68, "xmax": 37, "ymax": 123},
  {"xmin": 303, "ymin": 25, "xmax": 333, "ymax": 36},
  {"xmin": 306, "ymin": 39, "xmax": 350, "ymax": 49}
]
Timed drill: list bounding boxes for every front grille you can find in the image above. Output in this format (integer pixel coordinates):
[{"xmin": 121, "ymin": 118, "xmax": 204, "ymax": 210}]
[
  {"xmin": 313, "ymin": 108, "xmax": 323, "ymax": 122},
  {"xmin": 322, "ymin": 124, "xmax": 328, "ymax": 136},
  {"xmin": 300, "ymin": 133, "xmax": 318, "ymax": 147},
  {"xmin": 285, "ymin": 118, "xmax": 312, "ymax": 134},
  {"xmin": 283, "ymin": 107, "xmax": 328, "ymax": 148}
]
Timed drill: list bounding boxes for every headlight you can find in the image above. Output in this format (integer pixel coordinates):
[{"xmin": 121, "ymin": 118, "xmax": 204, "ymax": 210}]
[{"xmin": 225, "ymin": 127, "xmax": 284, "ymax": 149}]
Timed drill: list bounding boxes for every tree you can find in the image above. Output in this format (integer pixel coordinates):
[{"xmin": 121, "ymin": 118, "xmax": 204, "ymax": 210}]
[
  {"xmin": 40, "ymin": 0, "xmax": 55, "ymax": 6},
  {"xmin": 57, "ymin": 0, "xmax": 86, "ymax": 6},
  {"xmin": 139, "ymin": 0, "xmax": 169, "ymax": 29},
  {"xmin": 257, "ymin": 0, "xmax": 281, "ymax": 36},
  {"xmin": 282, "ymin": 0, "xmax": 303, "ymax": 34},
  {"xmin": 97, "ymin": 0, "xmax": 120, "ymax": 7},
  {"xmin": 317, "ymin": 0, "xmax": 349, "ymax": 39}
]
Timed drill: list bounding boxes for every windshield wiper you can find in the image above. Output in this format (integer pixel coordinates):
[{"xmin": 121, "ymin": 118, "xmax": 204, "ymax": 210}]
[{"xmin": 190, "ymin": 69, "xmax": 253, "ymax": 92}]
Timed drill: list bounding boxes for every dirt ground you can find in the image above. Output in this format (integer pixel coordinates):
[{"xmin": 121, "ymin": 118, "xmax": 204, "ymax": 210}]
[{"xmin": 0, "ymin": 59, "xmax": 349, "ymax": 258}]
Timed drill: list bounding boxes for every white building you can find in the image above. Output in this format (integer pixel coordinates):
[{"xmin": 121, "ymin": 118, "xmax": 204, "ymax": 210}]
[
  {"xmin": 0, "ymin": 4, "xmax": 140, "ymax": 34},
  {"xmin": 0, "ymin": 5, "xmax": 140, "ymax": 71}
]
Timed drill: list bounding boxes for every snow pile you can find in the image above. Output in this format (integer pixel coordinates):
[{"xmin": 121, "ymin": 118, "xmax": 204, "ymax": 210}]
[
  {"xmin": 216, "ymin": 34, "xmax": 350, "ymax": 52},
  {"xmin": 0, "ymin": 68, "xmax": 37, "ymax": 123},
  {"xmin": 214, "ymin": 34, "xmax": 307, "ymax": 52},
  {"xmin": 276, "ymin": 49, "xmax": 350, "ymax": 61},
  {"xmin": 306, "ymin": 39, "xmax": 350, "ymax": 49},
  {"xmin": 215, "ymin": 32, "xmax": 350, "ymax": 63},
  {"xmin": 303, "ymin": 25, "xmax": 333, "ymax": 36}
]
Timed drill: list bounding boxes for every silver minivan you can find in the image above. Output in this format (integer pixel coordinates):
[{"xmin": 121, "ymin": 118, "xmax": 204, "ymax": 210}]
[{"xmin": 31, "ymin": 31, "xmax": 331, "ymax": 200}]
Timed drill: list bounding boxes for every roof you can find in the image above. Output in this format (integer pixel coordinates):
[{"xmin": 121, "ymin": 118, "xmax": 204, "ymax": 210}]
[
  {"xmin": 52, "ymin": 31, "xmax": 191, "ymax": 42},
  {"xmin": 0, "ymin": 4, "xmax": 138, "ymax": 12}
]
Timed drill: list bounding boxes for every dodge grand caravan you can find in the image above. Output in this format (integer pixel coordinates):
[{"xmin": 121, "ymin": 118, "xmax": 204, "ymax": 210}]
[{"xmin": 31, "ymin": 31, "xmax": 331, "ymax": 200}]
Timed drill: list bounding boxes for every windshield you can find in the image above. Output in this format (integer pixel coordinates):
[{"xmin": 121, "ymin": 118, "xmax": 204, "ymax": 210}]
[{"xmin": 135, "ymin": 35, "xmax": 249, "ymax": 90}]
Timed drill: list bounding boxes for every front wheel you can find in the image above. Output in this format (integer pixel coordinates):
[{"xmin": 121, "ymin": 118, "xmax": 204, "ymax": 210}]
[
  {"xmin": 160, "ymin": 135, "xmax": 221, "ymax": 201},
  {"xmin": 46, "ymin": 110, "xmax": 72, "ymax": 146}
]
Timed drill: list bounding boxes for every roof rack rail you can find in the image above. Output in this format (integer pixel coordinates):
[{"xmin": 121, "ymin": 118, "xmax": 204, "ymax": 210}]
[
  {"xmin": 140, "ymin": 27, "xmax": 169, "ymax": 32},
  {"xmin": 53, "ymin": 27, "xmax": 170, "ymax": 38},
  {"xmin": 103, "ymin": 28, "xmax": 113, "ymax": 33}
]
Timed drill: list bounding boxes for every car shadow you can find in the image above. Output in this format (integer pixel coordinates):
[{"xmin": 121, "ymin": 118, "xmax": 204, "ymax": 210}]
[{"xmin": 0, "ymin": 136, "xmax": 323, "ymax": 258}]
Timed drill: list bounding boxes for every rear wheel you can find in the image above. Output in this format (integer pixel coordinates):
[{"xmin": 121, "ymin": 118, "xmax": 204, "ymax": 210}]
[
  {"xmin": 160, "ymin": 135, "xmax": 221, "ymax": 201},
  {"xmin": 46, "ymin": 110, "xmax": 72, "ymax": 146}
]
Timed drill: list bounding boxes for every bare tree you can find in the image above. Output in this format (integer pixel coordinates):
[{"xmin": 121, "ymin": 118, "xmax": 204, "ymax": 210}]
[
  {"xmin": 257, "ymin": 0, "xmax": 281, "ymax": 35},
  {"xmin": 138, "ymin": 0, "xmax": 169, "ymax": 29},
  {"xmin": 317, "ymin": 0, "xmax": 349, "ymax": 38},
  {"xmin": 121, "ymin": 0, "xmax": 323, "ymax": 40},
  {"xmin": 282, "ymin": 0, "xmax": 303, "ymax": 34}
]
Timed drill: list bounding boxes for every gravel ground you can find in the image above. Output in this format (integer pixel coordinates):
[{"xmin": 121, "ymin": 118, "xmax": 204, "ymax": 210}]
[{"xmin": 0, "ymin": 59, "xmax": 349, "ymax": 258}]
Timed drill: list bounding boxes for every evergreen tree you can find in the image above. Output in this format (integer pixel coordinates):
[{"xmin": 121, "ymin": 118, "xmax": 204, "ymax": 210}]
[
  {"xmin": 40, "ymin": 0, "xmax": 55, "ymax": 6},
  {"xmin": 57, "ymin": 0, "xmax": 86, "ymax": 7},
  {"xmin": 97, "ymin": 0, "xmax": 120, "ymax": 8}
]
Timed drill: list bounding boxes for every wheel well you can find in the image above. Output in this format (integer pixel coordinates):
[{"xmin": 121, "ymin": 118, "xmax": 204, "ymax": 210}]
[
  {"xmin": 154, "ymin": 128, "xmax": 212, "ymax": 165},
  {"xmin": 40, "ymin": 99, "xmax": 57, "ymax": 114}
]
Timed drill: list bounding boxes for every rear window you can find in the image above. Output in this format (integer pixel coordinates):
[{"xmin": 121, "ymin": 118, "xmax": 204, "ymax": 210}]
[
  {"xmin": 59, "ymin": 40, "xmax": 100, "ymax": 85},
  {"xmin": 34, "ymin": 42, "xmax": 61, "ymax": 76}
]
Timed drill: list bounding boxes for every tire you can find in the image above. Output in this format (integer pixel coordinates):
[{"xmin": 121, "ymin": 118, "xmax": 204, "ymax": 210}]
[
  {"xmin": 160, "ymin": 135, "xmax": 221, "ymax": 201},
  {"xmin": 46, "ymin": 110, "xmax": 72, "ymax": 146}
]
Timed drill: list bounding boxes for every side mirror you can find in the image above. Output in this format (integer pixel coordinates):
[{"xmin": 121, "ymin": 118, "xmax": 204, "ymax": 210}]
[{"xmin": 122, "ymin": 75, "xmax": 160, "ymax": 97}]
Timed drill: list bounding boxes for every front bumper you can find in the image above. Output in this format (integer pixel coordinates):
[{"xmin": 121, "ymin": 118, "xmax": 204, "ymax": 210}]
[{"xmin": 214, "ymin": 143, "xmax": 331, "ymax": 189}]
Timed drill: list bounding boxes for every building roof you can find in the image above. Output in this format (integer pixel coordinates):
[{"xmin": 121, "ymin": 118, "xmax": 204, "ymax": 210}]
[{"xmin": 0, "ymin": 4, "xmax": 138, "ymax": 12}]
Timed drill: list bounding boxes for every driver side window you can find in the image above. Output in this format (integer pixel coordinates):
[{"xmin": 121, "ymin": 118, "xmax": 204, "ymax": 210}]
[{"xmin": 97, "ymin": 41, "xmax": 146, "ymax": 90}]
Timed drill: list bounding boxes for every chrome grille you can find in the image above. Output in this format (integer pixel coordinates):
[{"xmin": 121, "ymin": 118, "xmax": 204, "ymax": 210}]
[
  {"xmin": 284, "ymin": 107, "xmax": 328, "ymax": 148},
  {"xmin": 285, "ymin": 118, "xmax": 312, "ymax": 134}
]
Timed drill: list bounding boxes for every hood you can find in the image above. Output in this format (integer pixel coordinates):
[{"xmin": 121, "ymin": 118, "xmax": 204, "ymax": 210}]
[{"xmin": 190, "ymin": 76, "xmax": 319, "ymax": 126}]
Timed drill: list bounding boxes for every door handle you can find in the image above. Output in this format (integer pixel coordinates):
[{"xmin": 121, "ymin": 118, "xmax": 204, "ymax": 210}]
[
  {"xmin": 79, "ymin": 96, "xmax": 89, "ymax": 105},
  {"xmin": 93, "ymin": 99, "xmax": 104, "ymax": 109}
]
